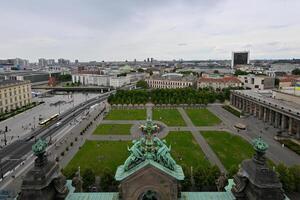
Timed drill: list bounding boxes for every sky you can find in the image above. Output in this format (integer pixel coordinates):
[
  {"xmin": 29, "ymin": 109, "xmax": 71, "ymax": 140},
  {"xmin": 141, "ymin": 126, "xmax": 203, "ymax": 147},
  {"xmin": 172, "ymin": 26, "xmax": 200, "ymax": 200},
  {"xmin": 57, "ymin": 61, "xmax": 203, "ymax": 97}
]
[{"xmin": 0, "ymin": 0, "xmax": 300, "ymax": 62}]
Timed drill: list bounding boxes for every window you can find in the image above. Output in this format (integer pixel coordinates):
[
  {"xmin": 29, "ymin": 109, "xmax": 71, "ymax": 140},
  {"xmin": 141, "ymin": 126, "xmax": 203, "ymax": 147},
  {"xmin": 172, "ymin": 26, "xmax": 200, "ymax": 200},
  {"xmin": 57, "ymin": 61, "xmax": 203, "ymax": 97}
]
[
  {"xmin": 255, "ymin": 85, "xmax": 259, "ymax": 88},
  {"xmin": 261, "ymin": 80, "xmax": 264, "ymax": 84}
]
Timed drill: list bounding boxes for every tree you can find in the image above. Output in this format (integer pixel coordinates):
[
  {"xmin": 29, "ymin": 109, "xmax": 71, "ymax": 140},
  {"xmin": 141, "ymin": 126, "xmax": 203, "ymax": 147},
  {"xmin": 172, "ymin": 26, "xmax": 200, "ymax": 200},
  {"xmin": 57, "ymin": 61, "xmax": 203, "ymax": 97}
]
[
  {"xmin": 82, "ymin": 168, "xmax": 95, "ymax": 191},
  {"xmin": 58, "ymin": 74, "xmax": 72, "ymax": 82},
  {"xmin": 137, "ymin": 68, "xmax": 144, "ymax": 73},
  {"xmin": 234, "ymin": 69, "xmax": 249, "ymax": 76},
  {"xmin": 276, "ymin": 163, "xmax": 295, "ymax": 192},
  {"xmin": 289, "ymin": 165, "xmax": 300, "ymax": 192},
  {"xmin": 181, "ymin": 165, "xmax": 192, "ymax": 191},
  {"xmin": 101, "ymin": 168, "xmax": 117, "ymax": 191},
  {"xmin": 292, "ymin": 68, "xmax": 300, "ymax": 75},
  {"xmin": 228, "ymin": 165, "xmax": 238, "ymax": 178},
  {"xmin": 136, "ymin": 80, "xmax": 149, "ymax": 89}
]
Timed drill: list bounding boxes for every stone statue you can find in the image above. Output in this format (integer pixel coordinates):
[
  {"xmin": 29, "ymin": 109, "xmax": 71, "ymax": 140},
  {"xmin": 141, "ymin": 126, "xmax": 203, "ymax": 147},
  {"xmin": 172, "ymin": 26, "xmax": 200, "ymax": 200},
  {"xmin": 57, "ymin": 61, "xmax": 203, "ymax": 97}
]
[
  {"xmin": 216, "ymin": 173, "xmax": 228, "ymax": 191},
  {"xmin": 72, "ymin": 167, "xmax": 83, "ymax": 192}
]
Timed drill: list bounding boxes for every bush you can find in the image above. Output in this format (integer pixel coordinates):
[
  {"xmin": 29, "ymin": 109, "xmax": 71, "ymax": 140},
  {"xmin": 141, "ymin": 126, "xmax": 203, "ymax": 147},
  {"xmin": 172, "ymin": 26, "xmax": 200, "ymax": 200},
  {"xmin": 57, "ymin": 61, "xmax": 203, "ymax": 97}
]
[
  {"xmin": 193, "ymin": 165, "xmax": 220, "ymax": 191},
  {"xmin": 82, "ymin": 168, "xmax": 96, "ymax": 191},
  {"xmin": 222, "ymin": 105, "xmax": 241, "ymax": 117},
  {"xmin": 100, "ymin": 168, "xmax": 118, "ymax": 191},
  {"xmin": 278, "ymin": 140, "xmax": 300, "ymax": 155},
  {"xmin": 276, "ymin": 163, "xmax": 296, "ymax": 192}
]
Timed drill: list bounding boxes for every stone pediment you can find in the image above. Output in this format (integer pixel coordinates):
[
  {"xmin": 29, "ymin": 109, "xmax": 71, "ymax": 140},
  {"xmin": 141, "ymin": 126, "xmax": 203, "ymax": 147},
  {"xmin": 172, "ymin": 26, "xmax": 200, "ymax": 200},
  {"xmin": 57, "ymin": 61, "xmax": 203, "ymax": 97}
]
[{"xmin": 115, "ymin": 159, "xmax": 184, "ymax": 181}]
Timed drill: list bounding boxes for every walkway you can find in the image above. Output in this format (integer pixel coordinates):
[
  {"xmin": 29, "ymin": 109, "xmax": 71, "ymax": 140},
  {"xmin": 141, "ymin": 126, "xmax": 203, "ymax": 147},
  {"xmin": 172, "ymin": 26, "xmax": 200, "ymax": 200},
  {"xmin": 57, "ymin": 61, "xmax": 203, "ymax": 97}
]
[{"xmin": 177, "ymin": 107, "xmax": 227, "ymax": 173}]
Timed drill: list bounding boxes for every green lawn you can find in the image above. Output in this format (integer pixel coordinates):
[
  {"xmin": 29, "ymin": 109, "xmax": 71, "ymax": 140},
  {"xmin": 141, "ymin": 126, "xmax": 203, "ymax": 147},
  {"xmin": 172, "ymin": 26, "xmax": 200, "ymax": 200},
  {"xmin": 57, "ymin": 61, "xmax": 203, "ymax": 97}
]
[
  {"xmin": 185, "ymin": 108, "xmax": 221, "ymax": 126},
  {"xmin": 63, "ymin": 140, "xmax": 130, "ymax": 177},
  {"xmin": 64, "ymin": 131, "xmax": 211, "ymax": 177},
  {"xmin": 201, "ymin": 131, "xmax": 254, "ymax": 170},
  {"xmin": 152, "ymin": 109, "xmax": 186, "ymax": 126},
  {"xmin": 104, "ymin": 109, "xmax": 146, "ymax": 120},
  {"xmin": 93, "ymin": 124, "xmax": 132, "ymax": 135},
  {"xmin": 165, "ymin": 131, "xmax": 210, "ymax": 168}
]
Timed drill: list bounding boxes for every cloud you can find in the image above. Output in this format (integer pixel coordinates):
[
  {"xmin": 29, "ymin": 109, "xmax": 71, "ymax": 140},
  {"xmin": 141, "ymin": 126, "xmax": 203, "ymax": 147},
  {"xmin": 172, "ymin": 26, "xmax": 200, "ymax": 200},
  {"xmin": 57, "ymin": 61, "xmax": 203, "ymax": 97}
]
[{"xmin": 0, "ymin": 0, "xmax": 299, "ymax": 61}]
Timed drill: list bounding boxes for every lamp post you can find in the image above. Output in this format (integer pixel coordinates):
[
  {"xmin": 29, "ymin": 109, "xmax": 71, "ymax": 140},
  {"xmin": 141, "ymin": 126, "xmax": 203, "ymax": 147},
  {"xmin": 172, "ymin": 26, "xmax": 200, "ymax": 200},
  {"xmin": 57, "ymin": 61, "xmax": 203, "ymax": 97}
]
[{"xmin": 0, "ymin": 158, "xmax": 3, "ymax": 179}]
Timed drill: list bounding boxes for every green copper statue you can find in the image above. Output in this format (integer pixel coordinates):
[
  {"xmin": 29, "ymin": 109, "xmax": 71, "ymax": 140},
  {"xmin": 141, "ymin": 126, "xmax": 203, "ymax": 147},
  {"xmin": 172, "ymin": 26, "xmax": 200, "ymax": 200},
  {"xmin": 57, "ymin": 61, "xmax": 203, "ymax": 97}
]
[
  {"xmin": 32, "ymin": 139, "xmax": 48, "ymax": 156},
  {"xmin": 122, "ymin": 118, "xmax": 177, "ymax": 171}
]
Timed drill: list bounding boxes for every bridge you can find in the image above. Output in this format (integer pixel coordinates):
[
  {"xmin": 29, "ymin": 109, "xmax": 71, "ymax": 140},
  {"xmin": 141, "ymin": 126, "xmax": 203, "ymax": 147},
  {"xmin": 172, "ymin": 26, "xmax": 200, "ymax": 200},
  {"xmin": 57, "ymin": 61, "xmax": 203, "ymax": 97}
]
[{"xmin": 31, "ymin": 85, "xmax": 112, "ymax": 93}]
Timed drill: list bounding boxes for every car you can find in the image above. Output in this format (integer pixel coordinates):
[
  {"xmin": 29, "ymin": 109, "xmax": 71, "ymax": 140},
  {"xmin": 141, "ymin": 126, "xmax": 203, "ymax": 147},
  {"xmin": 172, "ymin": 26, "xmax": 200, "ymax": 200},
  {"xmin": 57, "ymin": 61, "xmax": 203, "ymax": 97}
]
[
  {"xmin": 55, "ymin": 122, "xmax": 62, "ymax": 127},
  {"xmin": 234, "ymin": 123, "xmax": 246, "ymax": 130}
]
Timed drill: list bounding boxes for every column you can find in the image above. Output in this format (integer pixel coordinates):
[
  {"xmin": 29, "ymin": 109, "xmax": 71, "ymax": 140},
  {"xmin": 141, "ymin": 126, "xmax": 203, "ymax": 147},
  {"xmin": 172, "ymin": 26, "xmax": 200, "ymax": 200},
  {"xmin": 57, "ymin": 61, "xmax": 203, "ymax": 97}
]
[
  {"xmin": 254, "ymin": 104, "xmax": 257, "ymax": 117},
  {"xmin": 288, "ymin": 118, "xmax": 293, "ymax": 135},
  {"xmin": 269, "ymin": 110, "xmax": 274, "ymax": 125},
  {"xmin": 259, "ymin": 106, "xmax": 263, "ymax": 120},
  {"xmin": 242, "ymin": 99, "xmax": 246, "ymax": 112},
  {"xmin": 281, "ymin": 115, "xmax": 286, "ymax": 131},
  {"xmin": 274, "ymin": 112, "xmax": 279, "ymax": 128},
  {"xmin": 296, "ymin": 121, "xmax": 300, "ymax": 139},
  {"xmin": 263, "ymin": 108, "xmax": 267, "ymax": 122}
]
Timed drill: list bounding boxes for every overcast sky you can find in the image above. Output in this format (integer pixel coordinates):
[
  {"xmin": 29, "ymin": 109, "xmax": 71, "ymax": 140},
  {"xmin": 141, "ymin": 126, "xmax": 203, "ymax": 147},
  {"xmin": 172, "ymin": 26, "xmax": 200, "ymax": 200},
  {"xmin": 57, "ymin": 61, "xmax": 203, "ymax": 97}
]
[{"xmin": 0, "ymin": 0, "xmax": 300, "ymax": 62}]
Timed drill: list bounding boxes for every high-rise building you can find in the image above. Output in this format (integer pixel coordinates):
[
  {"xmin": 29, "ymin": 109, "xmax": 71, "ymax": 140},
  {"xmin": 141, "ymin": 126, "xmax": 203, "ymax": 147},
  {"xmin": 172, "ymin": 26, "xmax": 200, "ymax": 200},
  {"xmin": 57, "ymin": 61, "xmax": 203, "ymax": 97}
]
[
  {"xmin": 38, "ymin": 58, "xmax": 47, "ymax": 67},
  {"xmin": 47, "ymin": 59, "xmax": 55, "ymax": 66},
  {"xmin": 231, "ymin": 51, "xmax": 250, "ymax": 69}
]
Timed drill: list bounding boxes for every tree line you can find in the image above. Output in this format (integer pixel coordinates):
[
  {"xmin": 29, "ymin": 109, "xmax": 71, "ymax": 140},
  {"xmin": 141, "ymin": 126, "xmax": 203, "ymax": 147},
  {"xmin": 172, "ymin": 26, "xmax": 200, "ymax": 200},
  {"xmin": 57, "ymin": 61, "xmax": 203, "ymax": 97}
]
[
  {"xmin": 63, "ymin": 162, "xmax": 300, "ymax": 193},
  {"xmin": 108, "ymin": 88, "xmax": 234, "ymax": 105}
]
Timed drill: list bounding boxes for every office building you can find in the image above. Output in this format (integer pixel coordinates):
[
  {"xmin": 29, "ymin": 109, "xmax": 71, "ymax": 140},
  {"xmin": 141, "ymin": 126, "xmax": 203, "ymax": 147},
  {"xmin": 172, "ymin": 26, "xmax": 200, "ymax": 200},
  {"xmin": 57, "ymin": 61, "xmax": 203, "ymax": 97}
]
[{"xmin": 0, "ymin": 80, "xmax": 32, "ymax": 113}]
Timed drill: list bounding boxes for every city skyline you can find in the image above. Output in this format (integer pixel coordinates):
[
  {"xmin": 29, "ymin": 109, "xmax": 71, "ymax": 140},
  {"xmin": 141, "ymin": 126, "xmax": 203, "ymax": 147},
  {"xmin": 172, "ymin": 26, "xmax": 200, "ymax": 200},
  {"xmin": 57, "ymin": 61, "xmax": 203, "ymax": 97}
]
[{"xmin": 0, "ymin": 0, "xmax": 300, "ymax": 61}]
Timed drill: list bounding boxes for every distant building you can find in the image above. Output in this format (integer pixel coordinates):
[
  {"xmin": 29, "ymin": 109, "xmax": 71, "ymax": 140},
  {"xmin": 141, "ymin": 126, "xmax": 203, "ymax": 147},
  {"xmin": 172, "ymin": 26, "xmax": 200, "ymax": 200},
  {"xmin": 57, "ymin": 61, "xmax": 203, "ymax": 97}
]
[
  {"xmin": 0, "ymin": 71, "xmax": 60, "ymax": 83},
  {"xmin": 0, "ymin": 80, "xmax": 32, "ymax": 113},
  {"xmin": 197, "ymin": 77, "xmax": 242, "ymax": 90},
  {"xmin": 72, "ymin": 74, "xmax": 110, "ymax": 86},
  {"xmin": 47, "ymin": 59, "xmax": 55, "ymax": 66},
  {"xmin": 146, "ymin": 73, "xmax": 195, "ymax": 89},
  {"xmin": 278, "ymin": 75, "xmax": 300, "ymax": 88},
  {"xmin": 58, "ymin": 58, "xmax": 70, "ymax": 66},
  {"xmin": 38, "ymin": 58, "xmax": 47, "ymax": 67},
  {"xmin": 109, "ymin": 76, "xmax": 130, "ymax": 88},
  {"xmin": 231, "ymin": 51, "xmax": 250, "ymax": 69},
  {"xmin": 72, "ymin": 73, "xmax": 134, "ymax": 88},
  {"xmin": 238, "ymin": 74, "xmax": 275, "ymax": 90}
]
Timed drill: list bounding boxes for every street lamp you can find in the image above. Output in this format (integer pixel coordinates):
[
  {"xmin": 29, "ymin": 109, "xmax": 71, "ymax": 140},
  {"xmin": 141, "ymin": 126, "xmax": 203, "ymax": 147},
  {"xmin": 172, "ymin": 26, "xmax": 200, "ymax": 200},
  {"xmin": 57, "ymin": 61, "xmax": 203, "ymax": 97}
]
[{"xmin": 0, "ymin": 158, "xmax": 3, "ymax": 179}]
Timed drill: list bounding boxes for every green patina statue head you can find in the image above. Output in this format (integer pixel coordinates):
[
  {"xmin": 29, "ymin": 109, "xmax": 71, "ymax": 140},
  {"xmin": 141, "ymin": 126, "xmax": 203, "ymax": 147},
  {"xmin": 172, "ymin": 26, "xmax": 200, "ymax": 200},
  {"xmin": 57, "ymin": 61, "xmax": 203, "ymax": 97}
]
[
  {"xmin": 252, "ymin": 137, "xmax": 268, "ymax": 153},
  {"xmin": 32, "ymin": 139, "xmax": 48, "ymax": 156}
]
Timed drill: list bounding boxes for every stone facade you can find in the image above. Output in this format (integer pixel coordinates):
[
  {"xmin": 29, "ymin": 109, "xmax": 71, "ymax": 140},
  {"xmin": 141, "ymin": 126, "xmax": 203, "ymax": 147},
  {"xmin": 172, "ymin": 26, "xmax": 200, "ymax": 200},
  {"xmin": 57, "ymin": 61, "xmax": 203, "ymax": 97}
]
[
  {"xmin": 119, "ymin": 165, "xmax": 180, "ymax": 200},
  {"xmin": 0, "ymin": 80, "xmax": 32, "ymax": 113},
  {"xmin": 19, "ymin": 140, "xmax": 69, "ymax": 200}
]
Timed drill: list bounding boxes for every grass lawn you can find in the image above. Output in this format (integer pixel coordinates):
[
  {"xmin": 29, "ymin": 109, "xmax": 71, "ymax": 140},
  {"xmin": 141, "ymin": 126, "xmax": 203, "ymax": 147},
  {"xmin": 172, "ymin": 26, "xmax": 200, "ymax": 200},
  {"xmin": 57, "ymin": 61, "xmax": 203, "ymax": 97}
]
[
  {"xmin": 201, "ymin": 131, "xmax": 254, "ymax": 170},
  {"xmin": 185, "ymin": 108, "xmax": 221, "ymax": 126},
  {"xmin": 63, "ymin": 140, "xmax": 131, "ymax": 177},
  {"xmin": 152, "ymin": 109, "xmax": 186, "ymax": 126},
  {"xmin": 165, "ymin": 131, "xmax": 210, "ymax": 168},
  {"xmin": 104, "ymin": 109, "xmax": 146, "ymax": 120},
  {"xmin": 93, "ymin": 124, "xmax": 132, "ymax": 135}
]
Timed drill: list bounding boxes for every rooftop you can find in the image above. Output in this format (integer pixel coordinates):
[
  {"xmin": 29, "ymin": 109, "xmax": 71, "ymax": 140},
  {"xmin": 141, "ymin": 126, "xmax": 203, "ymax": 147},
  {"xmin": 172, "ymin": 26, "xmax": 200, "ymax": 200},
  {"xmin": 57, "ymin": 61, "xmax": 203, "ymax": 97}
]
[
  {"xmin": 198, "ymin": 77, "xmax": 241, "ymax": 83},
  {"xmin": 0, "ymin": 79, "xmax": 30, "ymax": 87},
  {"xmin": 233, "ymin": 90, "xmax": 300, "ymax": 117}
]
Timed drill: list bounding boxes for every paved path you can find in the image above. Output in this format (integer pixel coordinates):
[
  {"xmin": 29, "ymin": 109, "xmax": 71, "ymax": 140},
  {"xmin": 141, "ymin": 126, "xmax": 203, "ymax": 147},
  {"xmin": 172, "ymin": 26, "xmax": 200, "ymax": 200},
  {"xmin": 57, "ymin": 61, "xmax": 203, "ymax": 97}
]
[
  {"xmin": 208, "ymin": 105, "xmax": 300, "ymax": 166},
  {"xmin": 88, "ymin": 135, "xmax": 133, "ymax": 141},
  {"xmin": 177, "ymin": 107, "xmax": 227, "ymax": 173},
  {"xmin": 146, "ymin": 103, "xmax": 153, "ymax": 118}
]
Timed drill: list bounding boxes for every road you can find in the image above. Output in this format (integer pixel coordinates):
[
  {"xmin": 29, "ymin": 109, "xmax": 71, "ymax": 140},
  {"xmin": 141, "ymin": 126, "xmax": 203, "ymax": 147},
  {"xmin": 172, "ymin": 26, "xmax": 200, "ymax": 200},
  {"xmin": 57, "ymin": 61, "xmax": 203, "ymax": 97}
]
[
  {"xmin": 0, "ymin": 91, "xmax": 113, "ymax": 181},
  {"xmin": 0, "ymin": 93, "xmax": 100, "ymax": 146}
]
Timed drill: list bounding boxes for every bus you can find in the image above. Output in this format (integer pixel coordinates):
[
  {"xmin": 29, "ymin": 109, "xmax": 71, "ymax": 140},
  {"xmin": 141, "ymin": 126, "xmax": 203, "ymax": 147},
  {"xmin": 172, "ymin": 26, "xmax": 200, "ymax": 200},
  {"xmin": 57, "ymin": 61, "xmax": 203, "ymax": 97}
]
[{"xmin": 39, "ymin": 113, "xmax": 59, "ymax": 126}]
